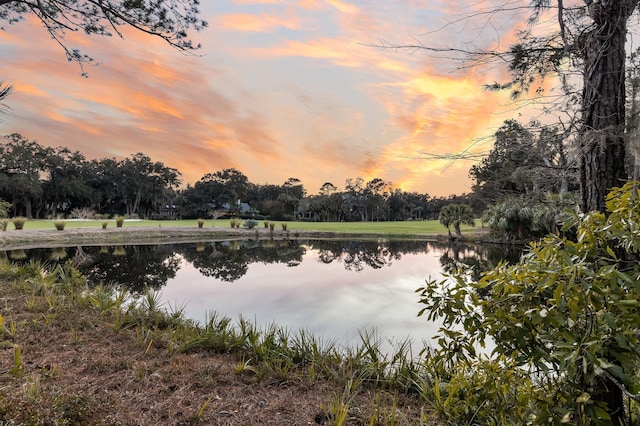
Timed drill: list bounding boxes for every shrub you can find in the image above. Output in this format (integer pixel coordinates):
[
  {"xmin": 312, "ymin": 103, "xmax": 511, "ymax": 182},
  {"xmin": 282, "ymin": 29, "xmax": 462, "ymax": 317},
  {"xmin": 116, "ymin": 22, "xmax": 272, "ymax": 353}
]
[
  {"xmin": 0, "ymin": 199, "xmax": 10, "ymax": 218},
  {"xmin": 242, "ymin": 219, "xmax": 258, "ymax": 229},
  {"xmin": 54, "ymin": 220, "xmax": 66, "ymax": 231},
  {"xmin": 197, "ymin": 218, "xmax": 205, "ymax": 228},
  {"xmin": 281, "ymin": 223, "xmax": 288, "ymax": 231},
  {"xmin": 0, "ymin": 219, "xmax": 7, "ymax": 231},
  {"xmin": 115, "ymin": 216, "xmax": 125, "ymax": 228},
  {"xmin": 263, "ymin": 221, "xmax": 269, "ymax": 228},
  {"xmin": 482, "ymin": 193, "xmax": 579, "ymax": 240},
  {"xmin": 418, "ymin": 181, "xmax": 640, "ymax": 423},
  {"xmin": 12, "ymin": 217, "xmax": 27, "ymax": 230},
  {"xmin": 269, "ymin": 223, "xmax": 275, "ymax": 231},
  {"xmin": 70, "ymin": 207, "xmax": 95, "ymax": 220},
  {"xmin": 102, "ymin": 221, "xmax": 108, "ymax": 229}
]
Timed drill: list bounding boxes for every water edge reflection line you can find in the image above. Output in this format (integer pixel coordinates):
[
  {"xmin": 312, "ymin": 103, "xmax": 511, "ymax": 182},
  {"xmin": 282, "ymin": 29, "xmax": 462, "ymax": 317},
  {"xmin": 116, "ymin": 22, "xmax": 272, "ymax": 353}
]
[{"xmin": 7, "ymin": 240, "xmax": 521, "ymax": 354}]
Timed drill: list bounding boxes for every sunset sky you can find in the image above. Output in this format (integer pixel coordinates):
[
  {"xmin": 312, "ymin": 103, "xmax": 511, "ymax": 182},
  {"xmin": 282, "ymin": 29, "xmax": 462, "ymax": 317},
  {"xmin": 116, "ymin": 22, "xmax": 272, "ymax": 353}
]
[{"xmin": 0, "ymin": 1, "xmax": 537, "ymax": 196}]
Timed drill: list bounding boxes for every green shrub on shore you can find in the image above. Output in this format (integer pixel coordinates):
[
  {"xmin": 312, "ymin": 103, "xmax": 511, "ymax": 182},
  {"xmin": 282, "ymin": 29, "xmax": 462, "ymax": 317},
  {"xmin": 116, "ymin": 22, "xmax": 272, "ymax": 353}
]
[
  {"xmin": 12, "ymin": 217, "xmax": 26, "ymax": 230},
  {"xmin": 418, "ymin": 181, "xmax": 640, "ymax": 423},
  {"xmin": 242, "ymin": 219, "xmax": 258, "ymax": 229},
  {"xmin": 115, "ymin": 216, "xmax": 125, "ymax": 227},
  {"xmin": 54, "ymin": 219, "xmax": 66, "ymax": 231}
]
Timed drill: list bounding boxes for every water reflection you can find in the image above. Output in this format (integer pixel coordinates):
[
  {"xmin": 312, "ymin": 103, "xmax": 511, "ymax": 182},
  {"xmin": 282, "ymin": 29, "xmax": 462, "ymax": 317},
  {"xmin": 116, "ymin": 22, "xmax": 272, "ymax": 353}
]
[
  {"xmin": 181, "ymin": 240, "xmax": 306, "ymax": 282},
  {"xmin": 436, "ymin": 242, "xmax": 521, "ymax": 282},
  {"xmin": 2, "ymin": 239, "xmax": 522, "ymax": 349},
  {"xmin": 74, "ymin": 244, "xmax": 182, "ymax": 293},
  {"xmin": 2, "ymin": 239, "xmax": 522, "ymax": 291}
]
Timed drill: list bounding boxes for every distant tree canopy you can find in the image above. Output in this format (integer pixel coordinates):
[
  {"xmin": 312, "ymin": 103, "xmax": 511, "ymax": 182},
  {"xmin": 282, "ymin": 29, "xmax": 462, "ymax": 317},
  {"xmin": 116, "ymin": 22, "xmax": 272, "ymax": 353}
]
[
  {"xmin": 182, "ymin": 168, "xmax": 250, "ymax": 218},
  {"xmin": 181, "ymin": 170, "xmax": 443, "ymax": 223},
  {"xmin": 0, "ymin": 0, "xmax": 207, "ymax": 73},
  {"xmin": 0, "ymin": 133, "xmax": 466, "ymax": 222},
  {"xmin": 0, "ymin": 133, "xmax": 180, "ymax": 218}
]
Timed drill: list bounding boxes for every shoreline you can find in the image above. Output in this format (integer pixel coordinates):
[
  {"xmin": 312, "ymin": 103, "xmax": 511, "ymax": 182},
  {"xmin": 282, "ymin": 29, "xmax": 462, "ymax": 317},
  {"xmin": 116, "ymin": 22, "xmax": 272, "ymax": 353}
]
[{"xmin": 0, "ymin": 226, "xmax": 456, "ymax": 250}]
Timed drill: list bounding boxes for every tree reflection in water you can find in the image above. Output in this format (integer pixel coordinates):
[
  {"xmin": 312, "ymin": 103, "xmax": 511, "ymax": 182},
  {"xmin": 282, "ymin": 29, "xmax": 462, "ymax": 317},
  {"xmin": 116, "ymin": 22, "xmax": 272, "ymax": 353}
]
[
  {"xmin": 311, "ymin": 240, "xmax": 429, "ymax": 271},
  {"xmin": 436, "ymin": 241, "xmax": 524, "ymax": 285},
  {"xmin": 180, "ymin": 239, "xmax": 306, "ymax": 282},
  {"xmin": 3, "ymin": 239, "xmax": 523, "ymax": 292},
  {"xmin": 3, "ymin": 245, "xmax": 181, "ymax": 293},
  {"xmin": 81, "ymin": 245, "xmax": 182, "ymax": 293}
]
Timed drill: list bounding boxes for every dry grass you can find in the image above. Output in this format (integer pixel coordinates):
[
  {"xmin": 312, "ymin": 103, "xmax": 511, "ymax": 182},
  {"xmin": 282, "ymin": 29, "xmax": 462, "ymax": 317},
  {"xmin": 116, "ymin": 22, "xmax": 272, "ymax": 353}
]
[{"xmin": 0, "ymin": 270, "xmax": 438, "ymax": 425}]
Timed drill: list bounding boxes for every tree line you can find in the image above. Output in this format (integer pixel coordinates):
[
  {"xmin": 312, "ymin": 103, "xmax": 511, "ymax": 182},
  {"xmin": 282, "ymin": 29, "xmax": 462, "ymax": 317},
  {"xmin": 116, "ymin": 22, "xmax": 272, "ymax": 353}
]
[
  {"xmin": 0, "ymin": 133, "xmax": 180, "ymax": 219},
  {"xmin": 0, "ymin": 114, "xmax": 613, "ymax": 228},
  {"xmin": 0, "ymin": 132, "xmax": 471, "ymax": 221}
]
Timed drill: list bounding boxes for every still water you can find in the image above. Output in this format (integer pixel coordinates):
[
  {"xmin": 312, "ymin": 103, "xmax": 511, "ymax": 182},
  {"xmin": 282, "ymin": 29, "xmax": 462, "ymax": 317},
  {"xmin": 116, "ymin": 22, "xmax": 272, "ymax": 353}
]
[{"xmin": 5, "ymin": 239, "xmax": 520, "ymax": 351}]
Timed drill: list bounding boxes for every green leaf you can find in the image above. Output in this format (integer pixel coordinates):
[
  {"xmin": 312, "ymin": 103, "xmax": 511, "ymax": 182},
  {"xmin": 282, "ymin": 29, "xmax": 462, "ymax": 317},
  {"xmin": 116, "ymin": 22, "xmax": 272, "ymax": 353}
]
[
  {"xmin": 554, "ymin": 282, "xmax": 563, "ymax": 302},
  {"xmin": 576, "ymin": 392, "xmax": 591, "ymax": 403},
  {"xmin": 615, "ymin": 299, "xmax": 639, "ymax": 308},
  {"xmin": 604, "ymin": 313, "xmax": 616, "ymax": 330},
  {"xmin": 613, "ymin": 332, "xmax": 630, "ymax": 349},
  {"xmin": 592, "ymin": 405, "xmax": 611, "ymax": 420}
]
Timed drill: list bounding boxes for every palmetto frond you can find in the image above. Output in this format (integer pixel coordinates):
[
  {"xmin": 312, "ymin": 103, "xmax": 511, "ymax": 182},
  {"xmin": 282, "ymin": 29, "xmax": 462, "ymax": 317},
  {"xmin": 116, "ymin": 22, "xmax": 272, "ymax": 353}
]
[{"xmin": 0, "ymin": 80, "xmax": 13, "ymax": 117}]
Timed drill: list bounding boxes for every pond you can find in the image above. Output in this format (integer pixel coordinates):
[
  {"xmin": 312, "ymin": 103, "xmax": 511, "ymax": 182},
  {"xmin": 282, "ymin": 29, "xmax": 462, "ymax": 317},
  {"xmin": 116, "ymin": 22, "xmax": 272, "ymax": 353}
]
[{"xmin": 4, "ymin": 239, "xmax": 521, "ymax": 352}]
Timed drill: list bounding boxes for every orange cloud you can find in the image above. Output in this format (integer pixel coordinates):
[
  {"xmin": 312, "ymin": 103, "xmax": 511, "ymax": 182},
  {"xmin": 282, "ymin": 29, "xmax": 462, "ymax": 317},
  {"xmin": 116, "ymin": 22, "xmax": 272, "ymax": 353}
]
[
  {"xmin": 251, "ymin": 36, "xmax": 414, "ymax": 77},
  {"xmin": 0, "ymin": 1, "xmax": 543, "ymax": 198},
  {"xmin": 12, "ymin": 83, "xmax": 49, "ymax": 98},
  {"xmin": 0, "ymin": 18, "xmax": 287, "ymax": 185},
  {"xmin": 217, "ymin": 12, "xmax": 301, "ymax": 32},
  {"xmin": 326, "ymin": 0, "xmax": 359, "ymax": 14}
]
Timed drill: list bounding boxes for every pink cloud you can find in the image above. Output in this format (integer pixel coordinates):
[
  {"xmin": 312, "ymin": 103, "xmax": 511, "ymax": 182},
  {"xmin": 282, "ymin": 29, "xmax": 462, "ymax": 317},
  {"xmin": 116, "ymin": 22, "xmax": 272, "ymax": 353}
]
[
  {"xmin": 0, "ymin": 19, "xmax": 285, "ymax": 185},
  {"xmin": 0, "ymin": 1, "xmax": 540, "ymax": 198},
  {"xmin": 216, "ymin": 12, "xmax": 302, "ymax": 32}
]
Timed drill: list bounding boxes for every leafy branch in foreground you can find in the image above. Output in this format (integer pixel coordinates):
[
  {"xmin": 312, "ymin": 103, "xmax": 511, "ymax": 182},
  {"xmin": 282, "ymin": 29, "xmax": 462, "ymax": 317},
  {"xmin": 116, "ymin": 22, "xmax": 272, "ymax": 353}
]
[
  {"xmin": 0, "ymin": 0, "xmax": 207, "ymax": 74},
  {"xmin": 418, "ymin": 180, "xmax": 640, "ymax": 424}
]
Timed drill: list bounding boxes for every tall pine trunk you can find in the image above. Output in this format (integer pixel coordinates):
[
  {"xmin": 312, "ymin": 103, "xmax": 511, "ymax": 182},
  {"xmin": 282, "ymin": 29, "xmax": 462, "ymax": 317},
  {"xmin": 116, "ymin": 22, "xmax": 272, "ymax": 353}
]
[
  {"xmin": 579, "ymin": 1, "xmax": 636, "ymax": 213},
  {"xmin": 579, "ymin": 3, "xmax": 639, "ymax": 423}
]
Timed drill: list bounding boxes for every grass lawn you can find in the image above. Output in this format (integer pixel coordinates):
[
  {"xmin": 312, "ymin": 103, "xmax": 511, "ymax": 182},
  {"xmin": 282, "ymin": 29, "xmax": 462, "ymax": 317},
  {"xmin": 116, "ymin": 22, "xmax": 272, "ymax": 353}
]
[{"xmin": 12, "ymin": 218, "xmax": 482, "ymax": 236}]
